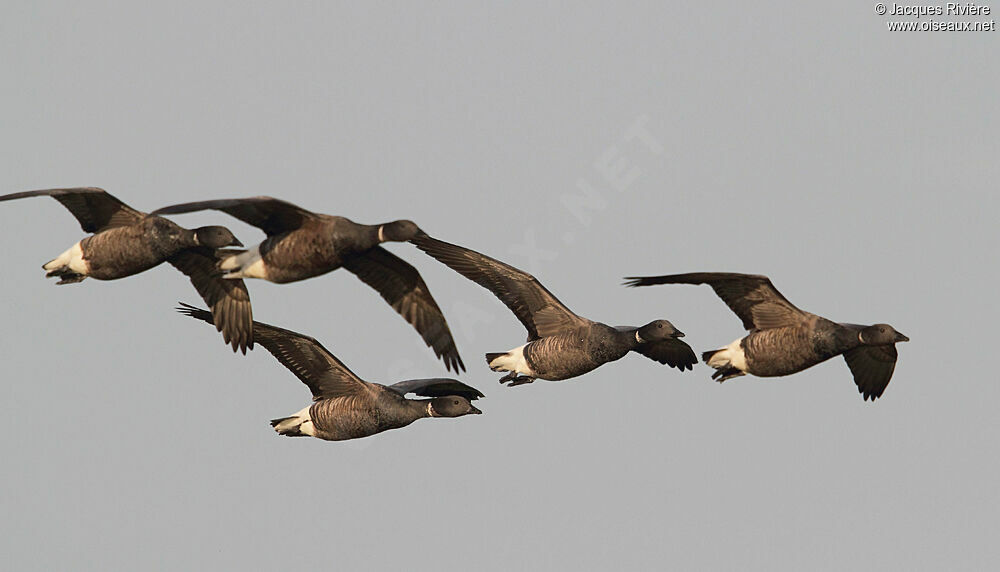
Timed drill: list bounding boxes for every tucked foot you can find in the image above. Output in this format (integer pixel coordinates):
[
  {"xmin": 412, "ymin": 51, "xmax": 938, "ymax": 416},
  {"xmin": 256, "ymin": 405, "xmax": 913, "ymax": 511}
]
[
  {"xmin": 45, "ymin": 266, "xmax": 86, "ymax": 284},
  {"xmin": 500, "ymin": 374, "xmax": 536, "ymax": 387},
  {"xmin": 710, "ymin": 367, "xmax": 745, "ymax": 383}
]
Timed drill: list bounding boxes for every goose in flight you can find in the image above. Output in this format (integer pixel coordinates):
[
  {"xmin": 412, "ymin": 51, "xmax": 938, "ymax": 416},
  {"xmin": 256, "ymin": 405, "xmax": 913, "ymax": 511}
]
[
  {"xmin": 178, "ymin": 303, "xmax": 483, "ymax": 441},
  {"xmin": 411, "ymin": 234, "xmax": 696, "ymax": 386},
  {"xmin": 153, "ymin": 196, "xmax": 463, "ymax": 372},
  {"xmin": 1, "ymin": 187, "xmax": 252, "ymax": 352},
  {"xmin": 624, "ymin": 272, "xmax": 909, "ymax": 401}
]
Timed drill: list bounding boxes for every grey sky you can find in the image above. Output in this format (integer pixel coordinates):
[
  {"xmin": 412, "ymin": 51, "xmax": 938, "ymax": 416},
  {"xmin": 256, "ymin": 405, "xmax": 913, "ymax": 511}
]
[{"xmin": 2, "ymin": 3, "xmax": 997, "ymax": 570}]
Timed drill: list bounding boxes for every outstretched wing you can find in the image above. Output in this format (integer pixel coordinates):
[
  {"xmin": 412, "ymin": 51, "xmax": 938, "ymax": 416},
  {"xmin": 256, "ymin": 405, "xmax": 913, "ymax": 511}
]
[
  {"xmin": 0, "ymin": 187, "xmax": 144, "ymax": 233},
  {"xmin": 843, "ymin": 345, "xmax": 898, "ymax": 401},
  {"xmin": 152, "ymin": 196, "xmax": 318, "ymax": 236},
  {"xmin": 168, "ymin": 251, "xmax": 254, "ymax": 354},
  {"xmin": 388, "ymin": 378, "xmax": 484, "ymax": 401},
  {"xmin": 411, "ymin": 233, "xmax": 587, "ymax": 340},
  {"xmin": 177, "ymin": 303, "xmax": 371, "ymax": 401},
  {"xmin": 342, "ymin": 246, "xmax": 464, "ymax": 372},
  {"xmin": 634, "ymin": 338, "xmax": 698, "ymax": 371},
  {"xmin": 625, "ymin": 272, "xmax": 806, "ymax": 331}
]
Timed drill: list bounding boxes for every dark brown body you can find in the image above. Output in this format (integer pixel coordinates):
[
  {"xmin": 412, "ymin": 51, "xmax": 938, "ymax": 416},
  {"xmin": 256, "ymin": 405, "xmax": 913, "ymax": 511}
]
[
  {"xmin": 80, "ymin": 216, "xmax": 196, "ymax": 280},
  {"xmin": 256, "ymin": 216, "xmax": 378, "ymax": 284},
  {"xmin": 306, "ymin": 390, "xmax": 431, "ymax": 441},
  {"xmin": 153, "ymin": 197, "xmax": 464, "ymax": 371},
  {"xmin": 741, "ymin": 316, "xmax": 860, "ymax": 377},
  {"xmin": 523, "ymin": 323, "xmax": 635, "ymax": 381}
]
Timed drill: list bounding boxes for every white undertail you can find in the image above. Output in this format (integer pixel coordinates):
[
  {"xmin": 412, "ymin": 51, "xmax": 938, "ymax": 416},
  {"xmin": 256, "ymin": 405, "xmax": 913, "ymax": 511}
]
[
  {"xmin": 707, "ymin": 338, "xmax": 748, "ymax": 373},
  {"xmin": 488, "ymin": 344, "xmax": 535, "ymax": 376},
  {"xmin": 43, "ymin": 241, "xmax": 89, "ymax": 275},
  {"xmin": 272, "ymin": 405, "xmax": 316, "ymax": 436},
  {"xmin": 219, "ymin": 245, "xmax": 268, "ymax": 280}
]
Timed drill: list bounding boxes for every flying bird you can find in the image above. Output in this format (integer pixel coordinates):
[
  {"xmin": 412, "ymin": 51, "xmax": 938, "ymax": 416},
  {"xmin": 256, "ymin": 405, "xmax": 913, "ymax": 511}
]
[
  {"xmin": 152, "ymin": 196, "xmax": 464, "ymax": 372},
  {"xmin": 177, "ymin": 303, "xmax": 483, "ymax": 441},
  {"xmin": 411, "ymin": 234, "xmax": 696, "ymax": 386},
  {"xmin": 624, "ymin": 272, "xmax": 909, "ymax": 400},
  {"xmin": 1, "ymin": 187, "xmax": 253, "ymax": 352}
]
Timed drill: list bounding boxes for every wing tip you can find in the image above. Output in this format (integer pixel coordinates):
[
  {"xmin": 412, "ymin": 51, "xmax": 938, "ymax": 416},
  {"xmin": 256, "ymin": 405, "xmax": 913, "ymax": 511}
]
[
  {"xmin": 622, "ymin": 276, "xmax": 645, "ymax": 288},
  {"xmin": 858, "ymin": 385, "xmax": 885, "ymax": 402}
]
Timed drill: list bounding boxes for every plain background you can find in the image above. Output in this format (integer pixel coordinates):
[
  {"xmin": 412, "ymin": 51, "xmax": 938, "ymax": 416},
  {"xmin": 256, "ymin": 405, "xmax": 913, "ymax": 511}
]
[{"xmin": 2, "ymin": 3, "xmax": 997, "ymax": 570}]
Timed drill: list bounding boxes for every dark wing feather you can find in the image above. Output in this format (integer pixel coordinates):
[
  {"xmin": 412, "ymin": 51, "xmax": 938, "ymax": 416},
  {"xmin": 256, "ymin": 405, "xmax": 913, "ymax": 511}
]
[
  {"xmin": 0, "ymin": 187, "xmax": 144, "ymax": 233},
  {"xmin": 177, "ymin": 303, "xmax": 370, "ymax": 400},
  {"xmin": 388, "ymin": 378, "xmax": 485, "ymax": 401},
  {"xmin": 843, "ymin": 345, "xmax": 899, "ymax": 401},
  {"xmin": 635, "ymin": 338, "xmax": 698, "ymax": 371},
  {"xmin": 411, "ymin": 233, "xmax": 587, "ymax": 340},
  {"xmin": 342, "ymin": 246, "xmax": 465, "ymax": 372},
  {"xmin": 168, "ymin": 250, "xmax": 254, "ymax": 354},
  {"xmin": 152, "ymin": 196, "xmax": 317, "ymax": 236},
  {"xmin": 624, "ymin": 272, "xmax": 806, "ymax": 331}
]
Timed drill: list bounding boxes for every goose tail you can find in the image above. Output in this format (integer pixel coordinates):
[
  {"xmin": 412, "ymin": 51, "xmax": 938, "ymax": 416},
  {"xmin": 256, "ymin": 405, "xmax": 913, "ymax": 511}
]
[
  {"xmin": 270, "ymin": 417, "xmax": 307, "ymax": 437},
  {"xmin": 485, "ymin": 352, "xmax": 507, "ymax": 368},
  {"xmin": 701, "ymin": 349, "xmax": 722, "ymax": 364},
  {"xmin": 270, "ymin": 406, "xmax": 314, "ymax": 437},
  {"xmin": 701, "ymin": 340, "xmax": 748, "ymax": 383}
]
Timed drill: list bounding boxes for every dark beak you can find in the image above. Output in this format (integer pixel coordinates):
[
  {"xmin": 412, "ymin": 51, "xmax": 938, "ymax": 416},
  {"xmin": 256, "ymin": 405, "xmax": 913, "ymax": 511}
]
[
  {"xmin": 469, "ymin": 405, "xmax": 483, "ymax": 415},
  {"xmin": 230, "ymin": 238, "xmax": 244, "ymax": 247},
  {"xmin": 895, "ymin": 332, "xmax": 909, "ymax": 343},
  {"xmin": 674, "ymin": 330, "xmax": 685, "ymax": 338}
]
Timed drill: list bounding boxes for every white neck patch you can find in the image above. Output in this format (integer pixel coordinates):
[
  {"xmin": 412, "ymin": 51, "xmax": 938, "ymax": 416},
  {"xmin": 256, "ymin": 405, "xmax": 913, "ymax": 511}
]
[
  {"xmin": 378, "ymin": 225, "xmax": 386, "ymax": 242},
  {"xmin": 635, "ymin": 331, "xmax": 644, "ymax": 343},
  {"xmin": 426, "ymin": 402, "xmax": 437, "ymax": 417},
  {"xmin": 858, "ymin": 331, "xmax": 865, "ymax": 344}
]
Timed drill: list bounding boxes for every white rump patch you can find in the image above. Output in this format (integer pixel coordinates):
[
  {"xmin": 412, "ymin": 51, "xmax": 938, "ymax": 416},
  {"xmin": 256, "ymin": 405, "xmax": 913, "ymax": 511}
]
[
  {"xmin": 43, "ymin": 241, "xmax": 89, "ymax": 274},
  {"xmin": 273, "ymin": 405, "xmax": 315, "ymax": 436},
  {"xmin": 220, "ymin": 245, "xmax": 268, "ymax": 280},
  {"xmin": 707, "ymin": 338, "xmax": 748, "ymax": 373},
  {"xmin": 488, "ymin": 344, "xmax": 535, "ymax": 376}
]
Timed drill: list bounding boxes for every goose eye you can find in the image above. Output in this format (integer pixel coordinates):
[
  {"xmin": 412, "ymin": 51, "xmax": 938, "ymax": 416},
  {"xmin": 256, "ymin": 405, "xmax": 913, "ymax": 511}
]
[{"xmin": 453, "ymin": 400, "xmax": 459, "ymax": 406}]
